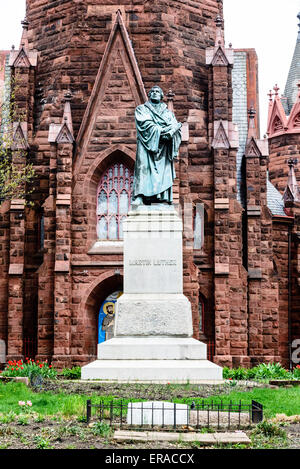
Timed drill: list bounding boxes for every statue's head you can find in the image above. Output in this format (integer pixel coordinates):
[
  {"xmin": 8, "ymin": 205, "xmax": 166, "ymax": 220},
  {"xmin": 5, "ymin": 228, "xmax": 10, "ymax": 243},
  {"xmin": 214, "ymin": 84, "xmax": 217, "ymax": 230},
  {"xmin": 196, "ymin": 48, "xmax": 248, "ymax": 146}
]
[{"xmin": 148, "ymin": 86, "xmax": 164, "ymax": 103}]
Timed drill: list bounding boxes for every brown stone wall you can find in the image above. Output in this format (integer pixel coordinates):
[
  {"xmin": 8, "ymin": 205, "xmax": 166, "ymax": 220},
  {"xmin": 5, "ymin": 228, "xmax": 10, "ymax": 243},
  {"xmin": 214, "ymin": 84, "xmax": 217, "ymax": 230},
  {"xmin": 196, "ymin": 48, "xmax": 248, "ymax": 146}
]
[
  {"xmin": 27, "ymin": 0, "xmax": 220, "ymax": 130},
  {"xmin": 0, "ymin": 0, "xmax": 292, "ymax": 368},
  {"xmin": 272, "ymin": 219, "xmax": 291, "ymax": 365},
  {"xmin": 291, "ymin": 208, "xmax": 300, "ymax": 361},
  {"xmin": 0, "ymin": 202, "xmax": 10, "ymax": 347},
  {"xmin": 269, "ymin": 133, "xmax": 300, "ymax": 193},
  {"xmin": 22, "ymin": 0, "xmax": 222, "ymax": 365}
]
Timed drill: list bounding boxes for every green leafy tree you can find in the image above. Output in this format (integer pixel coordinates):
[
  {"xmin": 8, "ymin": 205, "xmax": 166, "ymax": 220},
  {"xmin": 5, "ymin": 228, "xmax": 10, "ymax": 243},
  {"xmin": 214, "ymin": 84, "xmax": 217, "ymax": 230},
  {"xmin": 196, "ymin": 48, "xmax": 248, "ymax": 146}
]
[{"xmin": 0, "ymin": 68, "xmax": 35, "ymax": 204}]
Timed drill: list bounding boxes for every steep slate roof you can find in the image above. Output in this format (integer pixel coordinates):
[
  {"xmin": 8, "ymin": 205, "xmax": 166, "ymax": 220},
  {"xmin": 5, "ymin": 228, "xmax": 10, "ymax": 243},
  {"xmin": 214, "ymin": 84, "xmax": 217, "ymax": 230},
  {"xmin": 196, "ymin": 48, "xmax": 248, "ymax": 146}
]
[
  {"xmin": 232, "ymin": 50, "xmax": 248, "ymax": 204},
  {"xmin": 232, "ymin": 54, "xmax": 287, "ymax": 217},
  {"xmin": 267, "ymin": 175, "xmax": 286, "ymax": 217},
  {"xmin": 282, "ymin": 12, "xmax": 300, "ymax": 115}
]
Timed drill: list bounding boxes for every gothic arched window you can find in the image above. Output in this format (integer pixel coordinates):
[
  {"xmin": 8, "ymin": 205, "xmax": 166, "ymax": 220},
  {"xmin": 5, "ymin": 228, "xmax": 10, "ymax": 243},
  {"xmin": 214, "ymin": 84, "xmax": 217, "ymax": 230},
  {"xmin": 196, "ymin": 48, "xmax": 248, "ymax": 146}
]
[
  {"xmin": 97, "ymin": 162, "xmax": 133, "ymax": 240},
  {"xmin": 199, "ymin": 295, "xmax": 205, "ymax": 333},
  {"xmin": 194, "ymin": 203, "xmax": 204, "ymax": 249}
]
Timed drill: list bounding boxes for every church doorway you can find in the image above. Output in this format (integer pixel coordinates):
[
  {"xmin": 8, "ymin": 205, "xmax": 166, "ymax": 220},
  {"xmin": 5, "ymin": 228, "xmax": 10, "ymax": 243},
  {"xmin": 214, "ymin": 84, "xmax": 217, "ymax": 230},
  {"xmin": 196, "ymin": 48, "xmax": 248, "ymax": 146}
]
[
  {"xmin": 80, "ymin": 271, "xmax": 123, "ymax": 359},
  {"xmin": 98, "ymin": 291, "xmax": 123, "ymax": 345}
]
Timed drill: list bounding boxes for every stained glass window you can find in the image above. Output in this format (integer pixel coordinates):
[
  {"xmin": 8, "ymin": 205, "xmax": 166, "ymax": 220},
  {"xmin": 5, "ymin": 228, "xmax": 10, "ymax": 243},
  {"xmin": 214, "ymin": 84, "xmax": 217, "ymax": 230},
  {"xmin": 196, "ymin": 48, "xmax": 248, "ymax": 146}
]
[{"xmin": 96, "ymin": 162, "xmax": 133, "ymax": 240}]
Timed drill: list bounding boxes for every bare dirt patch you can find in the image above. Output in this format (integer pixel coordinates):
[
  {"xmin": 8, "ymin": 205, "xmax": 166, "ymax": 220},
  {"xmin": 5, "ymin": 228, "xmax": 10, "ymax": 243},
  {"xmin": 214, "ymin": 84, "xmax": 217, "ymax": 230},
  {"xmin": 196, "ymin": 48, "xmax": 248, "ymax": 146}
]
[{"xmin": 39, "ymin": 379, "xmax": 270, "ymax": 400}]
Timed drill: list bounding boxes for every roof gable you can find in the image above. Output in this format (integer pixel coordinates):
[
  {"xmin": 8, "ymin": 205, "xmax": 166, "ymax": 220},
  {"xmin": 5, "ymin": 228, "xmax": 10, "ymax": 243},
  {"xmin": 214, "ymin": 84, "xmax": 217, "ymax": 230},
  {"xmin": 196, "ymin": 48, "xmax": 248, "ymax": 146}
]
[{"xmin": 75, "ymin": 10, "xmax": 147, "ymax": 162}]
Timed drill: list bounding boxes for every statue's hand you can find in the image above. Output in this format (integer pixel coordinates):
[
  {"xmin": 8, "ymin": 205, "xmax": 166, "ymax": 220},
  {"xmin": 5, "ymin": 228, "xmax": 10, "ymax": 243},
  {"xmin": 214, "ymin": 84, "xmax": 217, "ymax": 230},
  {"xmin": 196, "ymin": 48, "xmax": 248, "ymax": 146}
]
[{"xmin": 161, "ymin": 134, "xmax": 171, "ymax": 141}]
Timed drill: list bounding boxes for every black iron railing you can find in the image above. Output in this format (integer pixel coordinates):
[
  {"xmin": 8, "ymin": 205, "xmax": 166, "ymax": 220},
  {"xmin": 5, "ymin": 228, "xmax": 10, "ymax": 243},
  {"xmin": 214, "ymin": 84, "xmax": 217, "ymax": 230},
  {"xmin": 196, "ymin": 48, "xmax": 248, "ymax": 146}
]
[{"xmin": 86, "ymin": 399, "xmax": 263, "ymax": 431}]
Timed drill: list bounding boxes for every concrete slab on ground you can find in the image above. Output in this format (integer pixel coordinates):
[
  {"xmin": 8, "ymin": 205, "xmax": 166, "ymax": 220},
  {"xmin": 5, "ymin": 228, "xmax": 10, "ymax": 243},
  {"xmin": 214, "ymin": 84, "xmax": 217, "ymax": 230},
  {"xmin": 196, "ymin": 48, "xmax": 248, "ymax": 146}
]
[{"xmin": 113, "ymin": 430, "xmax": 251, "ymax": 445}]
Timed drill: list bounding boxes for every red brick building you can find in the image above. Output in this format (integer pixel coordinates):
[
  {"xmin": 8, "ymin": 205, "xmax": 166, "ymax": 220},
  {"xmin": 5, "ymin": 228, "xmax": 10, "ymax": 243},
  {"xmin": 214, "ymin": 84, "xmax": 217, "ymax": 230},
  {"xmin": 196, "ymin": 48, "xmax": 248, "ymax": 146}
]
[{"xmin": 0, "ymin": 0, "xmax": 299, "ymax": 369}]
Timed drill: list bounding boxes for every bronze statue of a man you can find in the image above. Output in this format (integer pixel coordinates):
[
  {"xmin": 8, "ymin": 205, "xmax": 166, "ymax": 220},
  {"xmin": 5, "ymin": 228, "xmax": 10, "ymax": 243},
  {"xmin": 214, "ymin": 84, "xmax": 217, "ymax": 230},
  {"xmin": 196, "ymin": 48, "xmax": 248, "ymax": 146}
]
[{"xmin": 132, "ymin": 86, "xmax": 182, "ymax": 206}]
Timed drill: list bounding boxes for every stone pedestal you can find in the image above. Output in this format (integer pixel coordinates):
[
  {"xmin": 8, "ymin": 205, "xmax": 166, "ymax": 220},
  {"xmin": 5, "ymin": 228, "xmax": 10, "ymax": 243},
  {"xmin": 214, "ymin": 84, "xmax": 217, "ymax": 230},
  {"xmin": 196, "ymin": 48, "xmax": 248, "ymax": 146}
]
[{"xmin": 82, "ymin": 205, "xmax": 222, "ymax": 382}]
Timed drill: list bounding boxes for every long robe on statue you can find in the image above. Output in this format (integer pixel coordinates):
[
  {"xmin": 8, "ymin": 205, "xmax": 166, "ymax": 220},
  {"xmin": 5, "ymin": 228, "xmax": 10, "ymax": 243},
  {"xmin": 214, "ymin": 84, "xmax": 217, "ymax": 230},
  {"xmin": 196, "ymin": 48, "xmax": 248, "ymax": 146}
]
[{"xmin": 133, "ymin": 101, "xmax": 182, "ymax": 203}]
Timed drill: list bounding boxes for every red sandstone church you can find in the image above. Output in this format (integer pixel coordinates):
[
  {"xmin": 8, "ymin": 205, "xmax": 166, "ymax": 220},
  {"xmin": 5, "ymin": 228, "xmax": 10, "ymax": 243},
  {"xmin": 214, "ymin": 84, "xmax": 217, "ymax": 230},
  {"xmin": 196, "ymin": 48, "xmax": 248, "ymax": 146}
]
[{"xmin": 0, "ymin": 0, "xmax": 299, "ymax": 369}]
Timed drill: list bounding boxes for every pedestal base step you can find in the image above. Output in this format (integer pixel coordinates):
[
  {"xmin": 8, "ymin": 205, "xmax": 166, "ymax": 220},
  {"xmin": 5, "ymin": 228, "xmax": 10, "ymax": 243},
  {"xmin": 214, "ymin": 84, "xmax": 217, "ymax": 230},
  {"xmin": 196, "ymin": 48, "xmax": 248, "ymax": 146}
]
[
  {"xmin": 98, "ymin": 337, "xmax": 207, "ymax": 360},
  {"xmin": 81, "ymin": 359, "xmax": 223, "ymax": 382}
]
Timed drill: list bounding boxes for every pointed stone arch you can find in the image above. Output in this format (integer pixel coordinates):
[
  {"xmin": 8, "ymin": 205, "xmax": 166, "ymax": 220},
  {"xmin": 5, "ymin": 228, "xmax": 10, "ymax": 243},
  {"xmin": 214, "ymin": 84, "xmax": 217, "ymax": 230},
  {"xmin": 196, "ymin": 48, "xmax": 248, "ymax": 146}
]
[
  {"xmin": 287, "ymin": 96, "xmax": 300, "ymax": 131},
  {"xmin": 72, "ymin": 145, "xmax": 136, "ymax": 249},
  {"xmin": 74, "ymin": 144, "xmax": 136, "ymax": 194},
  {"xmin": 212, "ymin": 121, "xmax": 230, "ymax": 149},
  {"xmin": 292, "ymin": 112, "xmax": 300, "ymax": 128},
  {"xmin": 245, "ymin": 137, "xmax": 262, "ymax": 158},
  {"xmin": 267, "ymin": 98, "xmax": 288, "ymax": 137},
  {"xmin": 211, "ymin": 46, "xmax": 229, "ymax": 66},
  {"xmin": 11, "ymin": 122, "xmax": 29, "ymax": 150},
  {"xmin": 13, "ymin": 48, "xmax": 31, "ymax": 68},
  {"xmin": 75, "ymin": 10, "xmax": 146, "ymax": 168},
  {"xmin": 273, "ymin": 115, "xmax": 284, "ymax": 133},
  {"xmin": 76, "ymin": 270, "xmax": 123, "ymax": 358}
]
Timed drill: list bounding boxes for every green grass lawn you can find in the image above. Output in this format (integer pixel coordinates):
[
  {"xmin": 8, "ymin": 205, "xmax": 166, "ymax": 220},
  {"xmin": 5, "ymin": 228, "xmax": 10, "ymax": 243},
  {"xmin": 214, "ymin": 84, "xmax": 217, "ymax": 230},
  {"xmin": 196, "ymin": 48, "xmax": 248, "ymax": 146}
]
[
  {"xmin": 195, "ymin": 387, "xmax": 300, "ymax": 419},
  {"xmin": 0, "ymin": 381, "xmax": 299, "ymax": 420},
  {"xmin": 0, "ymin": 382, "xmax": 87, "ymax": 418}
]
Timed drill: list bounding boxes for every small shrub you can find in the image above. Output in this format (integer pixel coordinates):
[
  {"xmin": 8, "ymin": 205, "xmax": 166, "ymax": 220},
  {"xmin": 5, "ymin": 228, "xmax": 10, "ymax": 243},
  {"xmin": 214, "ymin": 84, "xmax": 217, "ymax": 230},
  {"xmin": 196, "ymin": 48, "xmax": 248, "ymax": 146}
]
[
  {"xmin": 67, "ymin": 425, "xmax": 85, "ymax": 439},
  {"xmin": 252, "ymin": 420, "xmax": 286, "ymax": 438},
  {"xmin": 254, "ymin": 363, "xmax": 291, "ymax": 380},
  {"xmin": 61, "ymin": 366, "xmax": 81, "ymax": 380},
  {"xmin": 223, "ymin": 367, "xmax": 247, "ymax": 380},
  {"xmin": 17, "ymin": 414, "xmax": 29, "ymax": 426},
  {"xmin": 0, "ymin": 411, "xmax": 16, "ymax": 424},
  {"xmin": 91, "ymin": 421, "xmax": 111, "ymax": 437},
  {"xmin": 34, "ymin": 414, "xmax": 45, "ymax": 423},
  {"xmin": 223, "ymin": 362, "xmax": 294, "ymax": 381},
  {"xmin": 34, "ymin": 435, "xmax": 53, "ymax": 450},
  {"xmin": 77, "ymin": 415, "xmax": 87, "ymax": 423}
]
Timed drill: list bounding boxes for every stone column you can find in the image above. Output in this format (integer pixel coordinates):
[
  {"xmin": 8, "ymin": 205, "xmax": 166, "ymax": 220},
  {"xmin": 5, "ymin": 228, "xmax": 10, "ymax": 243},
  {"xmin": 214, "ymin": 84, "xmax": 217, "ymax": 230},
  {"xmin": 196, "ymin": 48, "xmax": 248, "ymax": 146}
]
[
  {"xmin": 7, "ymin": 199, "xmax": 25, "ymax": 361},
  {"xmin": 52, "ymin": 143, "xmax": 73, "ymax": 368},
  {"xmin": 245, "ymin": 131, "xmax": 280, "ymax": 364},
  {"xmin": 206, "ymin": 17, "xmax": 248, "ymax": 367}
]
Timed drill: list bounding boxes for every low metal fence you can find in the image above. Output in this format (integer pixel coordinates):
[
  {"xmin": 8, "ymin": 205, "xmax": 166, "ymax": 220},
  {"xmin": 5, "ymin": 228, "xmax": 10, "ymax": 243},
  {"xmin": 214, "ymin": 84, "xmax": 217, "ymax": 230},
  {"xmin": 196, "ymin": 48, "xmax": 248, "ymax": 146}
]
[{"xmin": 86, "ymin": 399, "xmax": 263, "ymax": 431}]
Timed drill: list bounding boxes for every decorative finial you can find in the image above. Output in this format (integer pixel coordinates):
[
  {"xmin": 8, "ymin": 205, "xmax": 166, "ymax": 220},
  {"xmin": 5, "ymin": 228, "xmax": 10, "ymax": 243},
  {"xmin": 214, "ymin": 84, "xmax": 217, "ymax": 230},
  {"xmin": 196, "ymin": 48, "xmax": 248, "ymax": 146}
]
[
  {"xmin": 284, "ymin": 157, "xmax": 300, "ymax": 204},
  {"xmin": 214, "ymin": 14, "xmax": 224, "ymax": 47},
  {"xmin": 167, "ymin": 89, "xmax": 175, "ymax": 101},
  {"xmin": 11, "ymin": 44, "xmax": 15, "ymax": 51},
  {"xmin": 248, "ymin": 106, "xmax": 256, "ymax": 119},
  {"xmin": 166, "ymin": 89, "xmax": 175, "ymax": 112},
  {"xmin": 215, "ymin": 15, "xmax": 223, "ymax": 28},
  {"xmin": 287, "ymin": 157, "xmax": 298, "ymax": 168},
  {"xmin": 64, "ymin": 90, "xmax": 72, "ymax": 101},
  {"xmin": 268, "ymin": 90, "xmax": 273, "ymax": 101},
  {"xmin": 229, "ymin": 43, "xmax": 232, "ymax": 48},
  {"xmin": 21, "ymin": 17, "xmax": 29, "ymax": 30},
  {"xmin": 247, "ymin": 107, "xmax": 257, "ymax": 139},
  {"xmin": 273, "ymin": 84, "xmax": 279, "ymax": 97}
]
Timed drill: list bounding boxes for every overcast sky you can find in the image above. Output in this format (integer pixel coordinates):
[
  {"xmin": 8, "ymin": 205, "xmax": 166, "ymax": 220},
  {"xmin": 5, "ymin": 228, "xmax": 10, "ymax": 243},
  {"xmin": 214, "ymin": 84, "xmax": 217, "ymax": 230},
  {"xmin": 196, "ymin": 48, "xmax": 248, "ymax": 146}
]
[{"xmin": 0, "ymin": 0, "xmax": 300, "ymax": 135}]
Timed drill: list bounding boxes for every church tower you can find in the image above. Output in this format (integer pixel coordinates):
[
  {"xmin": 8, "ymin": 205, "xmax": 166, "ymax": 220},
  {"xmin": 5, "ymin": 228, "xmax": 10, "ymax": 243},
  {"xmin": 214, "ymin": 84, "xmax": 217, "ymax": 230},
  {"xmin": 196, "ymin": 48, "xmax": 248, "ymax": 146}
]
[{"xmin": 1, "ymin": 0, "xmax": 298, "ymax": 370}]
